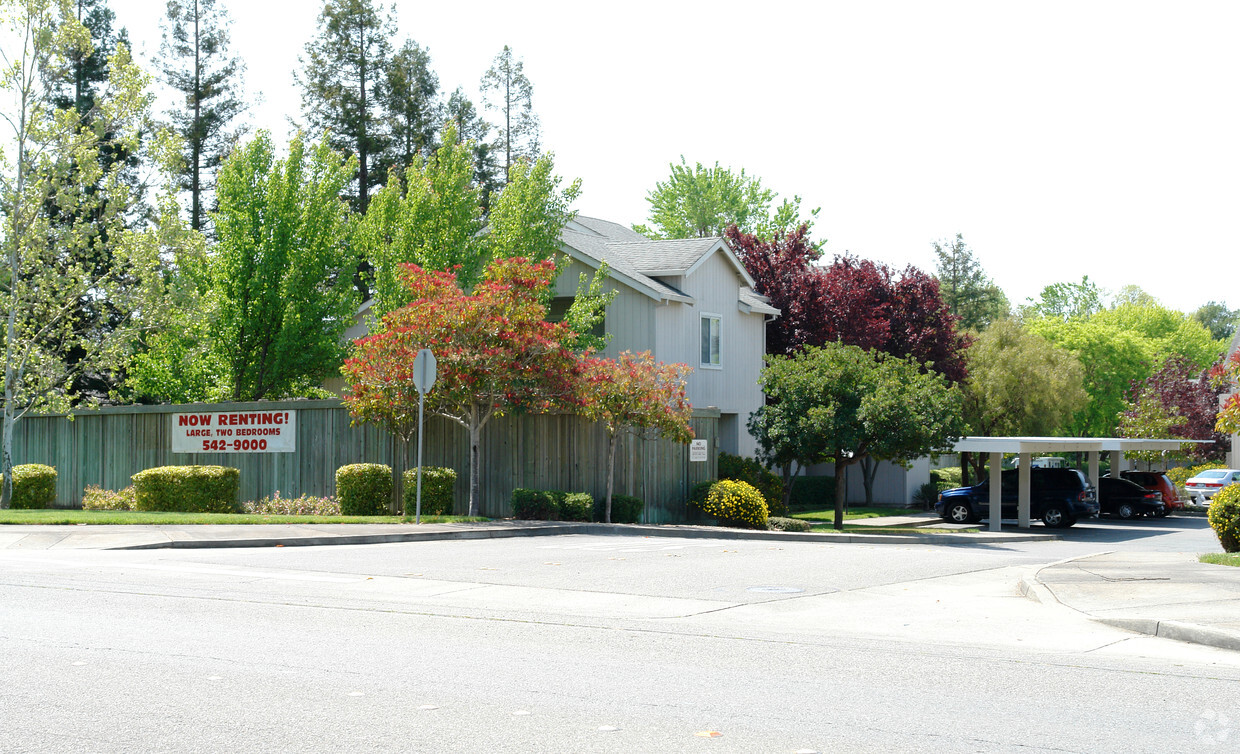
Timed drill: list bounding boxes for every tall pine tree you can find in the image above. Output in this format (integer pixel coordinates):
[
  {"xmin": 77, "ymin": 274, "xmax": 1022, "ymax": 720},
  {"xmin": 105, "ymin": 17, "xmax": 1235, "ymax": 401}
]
[
  {"xmin": 297, "ymin": 0, "xmax": 394, "ymax": 213},
  {"xmin": 479, "ymin": 45, "xmax": 539, "ymax": 183},
  {"xmin": 159, "ymin": 0, "xmax": 248, "ymax": 233},
  {"xmin": 445, "ymin": 87, "xmax": 501, "ymax": 211},
  {"xmin": 376, "ymin": 38, "xmax": 440, "ymax": 177}
]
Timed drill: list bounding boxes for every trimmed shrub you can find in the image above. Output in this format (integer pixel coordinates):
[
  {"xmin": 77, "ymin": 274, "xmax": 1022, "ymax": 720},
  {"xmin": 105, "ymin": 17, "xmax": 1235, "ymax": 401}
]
[
  {"xmin": 595, "ymin": 494, "xmax": 643, "ymax": 524},
  {"xmin": 82, "ymin": 485, "xmax": 135, "ymax": 511},
  {"xmin": 512, "ymin": 488, "xmax": 557, "ymax": 520},
  {"xmin": 402, "ymin": 467, "xmax": 457, "ymax": 516},
  {"xmin": 557, "ymin": 492, "xmax": 593, "ymax": 522},
  {"xmin": 912, "ymin": 482, "xmax": 940, "ymax": 510},
  {"xmin": 243, "ymin": 493, "xmax": 340, "ymax": 516},
  {"xmin": 931, "ymin": 466, "xmax": 962, "ymax": 490},
  {"xmin": 789, "ymin": 476, "xmax": 835, "ymax": 512},
  {"xmin": 767, "ymin": 516, "xmax": 811, "ymax": 532},
  {"xmin": 700, "ymin": 480, "xmax": 768, "ymax": 529},
  {"xmin": 335, "ymin": 464, "xmax": 393, "ymax": 516},
  {"xmin": 1208, "ymin": 483, "xmax": 1240, "ymax": 553},
  {"xmin": 4, "ymin": 464, "xmax": 57, "ymax": 509},
  {"xmin": 132, "ymin": 465, "xmax": 240, "ymax": 513},
  {"xmin": 719, "ymin": 452, "xmax": 786, "ymax": 517}
]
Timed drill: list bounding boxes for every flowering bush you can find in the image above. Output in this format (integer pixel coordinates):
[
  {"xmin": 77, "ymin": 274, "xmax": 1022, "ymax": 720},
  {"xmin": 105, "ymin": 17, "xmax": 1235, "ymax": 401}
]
[
  {"xmin": 1208, "ymin": 483, "xmax": 1240, "ymax": 553},
  {"xmin": 700, "ymin": 479, "xmax": 768, "ymax": 530},
  {"xmin": 244, "ymin": 492, "xmax": 341, "ymax": 516},
  {"xmin": 82, "ymin": 485, "xmax": 135, "ymax": 511}
]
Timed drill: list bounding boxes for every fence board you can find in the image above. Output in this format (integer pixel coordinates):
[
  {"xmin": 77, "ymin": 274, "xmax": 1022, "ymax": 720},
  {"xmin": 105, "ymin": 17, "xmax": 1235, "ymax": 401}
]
[{"xmin": 13, "ymin": 400, "xmax": 718, "ymax": 522}]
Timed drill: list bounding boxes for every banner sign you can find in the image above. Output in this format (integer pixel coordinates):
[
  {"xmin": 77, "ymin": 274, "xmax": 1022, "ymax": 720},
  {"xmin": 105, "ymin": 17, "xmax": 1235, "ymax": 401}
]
[{"xmin": 171, "ymin": 410, "xmax": 297, "ymax": 454}]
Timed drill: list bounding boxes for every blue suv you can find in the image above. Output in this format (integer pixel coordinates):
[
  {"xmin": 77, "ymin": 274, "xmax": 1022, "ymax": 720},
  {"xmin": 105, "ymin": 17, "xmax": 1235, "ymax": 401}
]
[{"xmin": 936, "ymin": 468, "xmax": 1099, "ymax": 528}]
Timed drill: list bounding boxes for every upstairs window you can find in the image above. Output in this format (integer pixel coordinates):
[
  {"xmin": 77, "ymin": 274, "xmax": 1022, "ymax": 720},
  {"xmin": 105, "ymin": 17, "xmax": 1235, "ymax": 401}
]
[{"xmin": 700, "ymin": 314, "xmax": 721, "ymax": 367}]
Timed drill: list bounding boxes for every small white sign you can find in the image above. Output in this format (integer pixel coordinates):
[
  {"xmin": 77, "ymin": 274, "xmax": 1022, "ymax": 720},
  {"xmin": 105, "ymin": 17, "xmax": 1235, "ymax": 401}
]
[
  {"xmin": 689, "ymin": 439, "xmax": 709, "ymax": 462},
  {"xmin": 171, "ymin": 410, "xmax": 296, "ymax": 454}
]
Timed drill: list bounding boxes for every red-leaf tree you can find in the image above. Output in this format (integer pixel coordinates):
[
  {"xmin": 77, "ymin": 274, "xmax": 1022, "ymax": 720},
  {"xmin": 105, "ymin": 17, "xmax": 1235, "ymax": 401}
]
[
  {"xmin": 342, "ymin": 257, "xmax": 584, "ymax": 515},
  {"xmin": 1213, "ymin": 351, "xmax": 1240, "ymax": 436},
  {"xmin": 1120, "ymin": 355, "xmax": 1230, "ymax": 462},
  {"xmin": 579, "ymin": 351, "xmax": 694, "ymax": 523},
  {"xmin": 726, "ymin": 226, "xmax": 970, "ymax": 383}
]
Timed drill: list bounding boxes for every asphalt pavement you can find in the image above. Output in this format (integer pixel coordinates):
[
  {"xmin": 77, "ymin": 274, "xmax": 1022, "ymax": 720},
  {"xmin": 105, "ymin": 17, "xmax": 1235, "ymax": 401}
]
[{"xmin": 2, "ymin": 515, "xmax": 1237, "ymax": 654}]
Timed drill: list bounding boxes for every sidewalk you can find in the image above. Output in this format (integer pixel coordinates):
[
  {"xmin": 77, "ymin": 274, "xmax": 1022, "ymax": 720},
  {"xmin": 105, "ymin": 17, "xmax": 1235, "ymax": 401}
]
[
  {"xmin": 0, "ymin": 518, "xmax": 1055, "ymax": 551},
  {"xmin": 1021, "ymin": 551, "xmax": 1240, "ymax": 653}
]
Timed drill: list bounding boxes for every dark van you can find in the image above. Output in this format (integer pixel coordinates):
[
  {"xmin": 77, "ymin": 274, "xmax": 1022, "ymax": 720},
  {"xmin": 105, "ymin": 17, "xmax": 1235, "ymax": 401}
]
[{"xmin": 935, "ymin": 468, "xmax": 1099, "ymax": 528}]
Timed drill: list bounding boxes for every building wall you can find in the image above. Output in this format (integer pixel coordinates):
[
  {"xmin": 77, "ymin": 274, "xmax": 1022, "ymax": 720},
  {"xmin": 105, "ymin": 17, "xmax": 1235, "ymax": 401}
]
[{"xmin": 652, "ymin": 252, "xmax": 767, "ymax": 456}]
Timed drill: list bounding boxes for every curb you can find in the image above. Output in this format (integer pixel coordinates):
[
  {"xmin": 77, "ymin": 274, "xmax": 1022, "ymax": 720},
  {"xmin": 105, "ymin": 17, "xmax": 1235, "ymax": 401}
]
[
  {"xmin": 108, "ymin": 522, "xmax": 1059, "ymax": 550},
  {"xmin": 1019, "ymin": 553, "xmax": 1240, "ymax": 654}
]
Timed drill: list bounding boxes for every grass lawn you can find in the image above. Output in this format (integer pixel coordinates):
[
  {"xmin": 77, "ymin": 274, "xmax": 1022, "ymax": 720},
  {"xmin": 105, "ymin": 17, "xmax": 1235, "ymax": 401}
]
[
  {"xmin": 809, "ymin": 523, "xmax": 978, "ymax": 534},
  {"xmin": 791, "ymin": 506, "xmax": 920, "ymax": 521},
  {"xmin": 1199, "ymin": 553, "xmax": 1240, "ymax": 567},
  {"xmin": 0, "ymin": 509, "xmax": 489, "ymax": 526}
]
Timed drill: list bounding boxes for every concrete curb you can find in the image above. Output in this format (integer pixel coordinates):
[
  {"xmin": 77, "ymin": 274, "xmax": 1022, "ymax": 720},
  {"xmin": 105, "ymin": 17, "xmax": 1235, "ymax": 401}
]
[
  {"xmin": 1019, "ymin": 552, "xmax": 1240, "ymax": 654},
  {"xmin": 106, "ymin": 521, "xmax": 1059, "ymax": 550}
]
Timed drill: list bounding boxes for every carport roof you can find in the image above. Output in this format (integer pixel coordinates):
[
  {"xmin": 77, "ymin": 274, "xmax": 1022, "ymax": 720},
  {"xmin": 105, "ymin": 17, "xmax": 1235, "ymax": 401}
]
[{"xmin": 951, "ymin": 437, "xmax": 1212, "ymax": 454}]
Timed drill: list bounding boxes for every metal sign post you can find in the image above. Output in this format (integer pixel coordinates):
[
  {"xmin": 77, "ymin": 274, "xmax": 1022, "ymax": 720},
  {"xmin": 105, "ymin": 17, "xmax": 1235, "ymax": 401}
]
[{"xmin": 411, "ymin": 349, "xmax": 438, "ymax": 523}]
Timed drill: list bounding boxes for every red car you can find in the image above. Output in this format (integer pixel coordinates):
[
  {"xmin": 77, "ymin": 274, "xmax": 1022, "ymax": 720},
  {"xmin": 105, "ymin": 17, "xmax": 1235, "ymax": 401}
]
[{"xmin": 1119, "ymin": 471, "xmax": 1182, "ymax": 513}]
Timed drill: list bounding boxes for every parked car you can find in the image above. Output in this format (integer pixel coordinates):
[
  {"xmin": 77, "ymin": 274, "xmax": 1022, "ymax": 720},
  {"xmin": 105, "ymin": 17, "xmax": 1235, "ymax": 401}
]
[
  {"xmin": 935, "ymin": 468, "xmax": 1099, "ymax": 528},
  {"xmin": 1098, "ymin": 477, "xmax": 1164, "ymax": 519},
  {"xmin": 1184, "ymin": 469, "xmax": 1240, "ymax": 504},
  {"xmin": 1118, "ymin": 470, "xmax": 1182, "ymax": 513}
]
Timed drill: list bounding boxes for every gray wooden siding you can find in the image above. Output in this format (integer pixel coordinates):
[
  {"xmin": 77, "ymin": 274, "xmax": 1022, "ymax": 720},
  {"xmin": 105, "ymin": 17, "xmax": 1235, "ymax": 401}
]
[
  {"xmin": 12, "ymin": 400, "xmax": 717, "ymax": 523},
  {"xmin": 556, "ymin": 257, "xmax": 654, "ymax": 357}
]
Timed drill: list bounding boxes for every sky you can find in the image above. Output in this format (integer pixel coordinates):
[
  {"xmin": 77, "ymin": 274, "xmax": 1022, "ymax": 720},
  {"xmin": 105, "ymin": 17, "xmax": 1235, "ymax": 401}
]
[{"xmin": 113, "ymin": 0, "xmax": 1239, "ymax": 315}]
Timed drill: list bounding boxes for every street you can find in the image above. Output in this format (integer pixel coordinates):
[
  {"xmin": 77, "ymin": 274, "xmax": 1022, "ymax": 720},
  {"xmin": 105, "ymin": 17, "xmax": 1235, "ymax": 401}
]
[{"xmin": 1, "ymin": 517, "xmax": 1237, "ymax": 753}]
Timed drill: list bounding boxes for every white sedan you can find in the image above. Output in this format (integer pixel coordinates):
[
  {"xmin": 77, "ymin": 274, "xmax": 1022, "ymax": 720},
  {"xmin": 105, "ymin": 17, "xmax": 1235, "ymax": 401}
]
[{"xmin": 1184, "ymin": 468, "xmax": 1240, "ymax": 504}]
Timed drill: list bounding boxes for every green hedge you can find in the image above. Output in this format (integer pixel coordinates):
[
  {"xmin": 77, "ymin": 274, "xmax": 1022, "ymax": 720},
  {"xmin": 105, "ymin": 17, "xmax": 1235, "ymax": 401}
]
[
  {"xmin": 82, "ymin": 485, "xmax": 135, "ymax": 511},
  {"xmin": 401, "ymin": 466, "xmax": 457, "ymax": 516},
  {"xmin": 767, "ymin": 516, "xmax": 811, "ymax": 532},
  {"xmin": 595, "ymin": 494, "xmax": 643, "ymax": 524},
  {"xmin": 719, "ymin": 452, "xmax": 786, "ymax": 517},
  {"xmin": 4, "ymin": 464, "xmax": 57, "ymax": 509},
  {"xmin": 336, "ymin": 464, "xmax": 392, "ymax": 516},
  {"xmin": 1209, "ymin": 483, "xmax": 1240, "ymax": 553},
  {"xmin": 558, "ymin": 492, "xmax": 594, "ymax": 522},
  {"xmin": 132, "ymin": 466, "xmax": 239, "ymax": 513},
  {"xmin": 512, "ymin": 488, "xmax": 558, "ymax": 520},
  {"xmin": 789, "ymin": 475, "xmax": 835, "ymax": 512}
]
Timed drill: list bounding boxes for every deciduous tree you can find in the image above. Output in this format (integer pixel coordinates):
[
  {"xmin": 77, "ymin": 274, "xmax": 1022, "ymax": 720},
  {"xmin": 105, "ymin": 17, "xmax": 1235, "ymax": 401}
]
[
  {"xmin": 1, "ymin": 0, "xmax": 174, "ymax": 507},
  {"xmin": 1193, "ymin": 301, "xmax": 1237, "ymax": 343},
  {"xmin": 1119, "ymin": 355, "xmax": 1230, "ymax": 463},
  {"xmin": 636, "ymin": 157, "xmax": 818, "ymax": 241},
  {"xmin": 130, "ymin": 132, "xmax": 359, "ymax": 403},
  {"xmin": 342, "ymin": 258, "xmax": 584, "ymax": 515},
  {"xmin": 579, "ymin": 352, "xmax": 693, "ymax": 523},
  {"xmin": 1211, "ymin": 351, "xmax": 1240, "ymax": 435},
  {"xmin": 1021, "ymin": 276, "xmax": 1104, "ymax": 321},
  {"xmin": 960, "ymin": 319, "xmax": 1088, "ymax": 479},
  {"xmin": 749, "ymin": 343, "xmax": 964, "ymax": 527}
]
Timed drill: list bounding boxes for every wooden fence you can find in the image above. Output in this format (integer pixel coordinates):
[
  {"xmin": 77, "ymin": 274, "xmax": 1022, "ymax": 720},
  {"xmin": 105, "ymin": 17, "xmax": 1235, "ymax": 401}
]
[{"xmin": 12, "ymin": 399, "xmax": 718, "ymax": 523}]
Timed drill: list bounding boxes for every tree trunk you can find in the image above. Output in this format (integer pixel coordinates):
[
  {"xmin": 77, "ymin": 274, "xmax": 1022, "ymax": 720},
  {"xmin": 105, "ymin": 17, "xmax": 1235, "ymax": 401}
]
[
  {"xmin": 1, "ymin": 401, "xmax": 13, "ymax": 510},
  {"xmin": 467, "ymin": 416, "xmax": 481, "ymax": 516},
  {"xmin": 604, "ymin": 430, "xmax": 618, "ymax": 524},
  {"xmin": 834, "ymin": 458, "xmax": 856, "ymax": 531},
  {"xmin": 860, "ymin": 455, "xmax": 878, "ymax": 505},
  {"xmin": 960, "ymin": 451, "xmax": 969, "ymax": 487},
  {"xmin": 781, "ymin": 462, "xmax": 794, "ymax": 513}
]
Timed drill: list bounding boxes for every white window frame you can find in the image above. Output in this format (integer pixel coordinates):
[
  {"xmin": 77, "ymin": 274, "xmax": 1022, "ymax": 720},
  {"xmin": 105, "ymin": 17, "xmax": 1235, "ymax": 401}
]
[{"xmin": 700, "ymin": 313, "xmax": 722, "ymax": 369}]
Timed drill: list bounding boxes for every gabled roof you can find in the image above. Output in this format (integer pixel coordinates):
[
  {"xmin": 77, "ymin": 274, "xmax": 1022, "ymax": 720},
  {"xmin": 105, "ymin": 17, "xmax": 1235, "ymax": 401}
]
[{"xmin": 561, "ymin": 215, "xmax": 762, "ymax": 302}]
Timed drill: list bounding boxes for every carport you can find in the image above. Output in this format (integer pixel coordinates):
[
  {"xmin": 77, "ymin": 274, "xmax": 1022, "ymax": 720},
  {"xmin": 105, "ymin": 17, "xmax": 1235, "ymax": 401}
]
[{"xmin": 951, "ymin": 437, "xmax": 1207, "ymax": 531}]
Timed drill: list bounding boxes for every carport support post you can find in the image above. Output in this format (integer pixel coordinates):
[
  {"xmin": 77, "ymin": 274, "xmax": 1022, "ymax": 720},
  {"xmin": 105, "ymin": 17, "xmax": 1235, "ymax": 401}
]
[
  {"xmin": 1109, "ymin": 450, "xmax": 1125, "ymax": 477},
  {"xmin": 1088, "ymin": 451, "xmax": 1100, "ymax": 491},
  {"xmin": 988, "ymin": 452, "xmax": 1002, "ymax": 531},
  {"xmin": 1018, "ymin": 453, "xmax": 1032, "ymax": 528}
]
